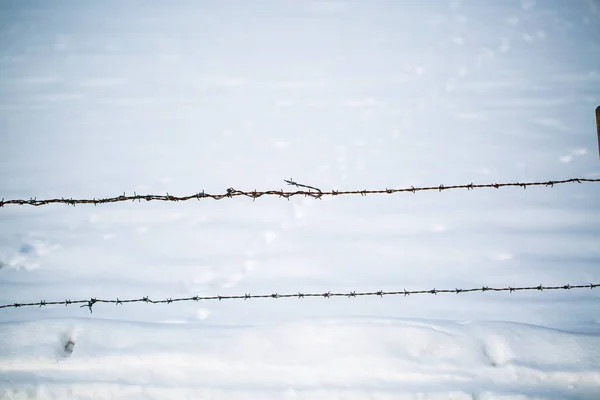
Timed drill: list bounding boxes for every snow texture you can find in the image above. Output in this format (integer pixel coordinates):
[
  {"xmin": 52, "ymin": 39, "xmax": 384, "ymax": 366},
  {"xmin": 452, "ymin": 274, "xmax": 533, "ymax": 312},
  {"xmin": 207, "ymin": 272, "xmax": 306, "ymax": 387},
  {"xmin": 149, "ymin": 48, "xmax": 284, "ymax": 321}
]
[{"xmin": 1, "ymin": 0, "xmax": 600, "ymax": 398}]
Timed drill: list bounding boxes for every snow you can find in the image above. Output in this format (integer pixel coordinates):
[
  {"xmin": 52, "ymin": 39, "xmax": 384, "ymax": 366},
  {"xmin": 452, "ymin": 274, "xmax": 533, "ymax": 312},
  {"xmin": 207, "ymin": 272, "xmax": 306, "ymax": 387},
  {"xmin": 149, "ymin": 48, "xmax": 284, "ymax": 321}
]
[
  {"xmin": 2, "ymin": 318, "xmax": 600, "ymax": 399},
  {"xmin": 1, "ymin": 0, "xmax": 600, "ymax": 398}
]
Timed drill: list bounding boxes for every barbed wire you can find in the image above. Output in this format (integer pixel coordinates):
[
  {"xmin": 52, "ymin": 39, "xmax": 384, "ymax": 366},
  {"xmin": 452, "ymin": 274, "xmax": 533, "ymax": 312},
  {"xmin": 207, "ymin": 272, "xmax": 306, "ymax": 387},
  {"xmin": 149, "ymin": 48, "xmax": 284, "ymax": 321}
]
[
  {"xmin": 1, "ymin": 178, "xmax": 599, "ymax": 208},
  {"xmin": 1, "ymin": 283, "xmax": 596, "ymax": 313}
]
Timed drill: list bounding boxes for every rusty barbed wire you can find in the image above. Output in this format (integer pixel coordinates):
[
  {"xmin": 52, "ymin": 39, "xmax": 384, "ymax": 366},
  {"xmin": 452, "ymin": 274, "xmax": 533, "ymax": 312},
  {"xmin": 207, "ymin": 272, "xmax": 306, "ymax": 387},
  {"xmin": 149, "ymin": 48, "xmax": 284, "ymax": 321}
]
[
  {"xmin": 0, "ymin": 283, "xmax": 596, "ymax": 313},
  {"xmin": 1, "ymin": 178, "xmax": 599, "ymax": 208}
]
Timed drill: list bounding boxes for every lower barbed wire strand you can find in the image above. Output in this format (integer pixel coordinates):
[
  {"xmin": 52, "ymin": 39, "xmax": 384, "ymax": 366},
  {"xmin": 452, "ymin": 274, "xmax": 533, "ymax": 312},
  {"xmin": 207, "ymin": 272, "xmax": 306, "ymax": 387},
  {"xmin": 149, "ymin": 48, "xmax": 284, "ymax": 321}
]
[{"xmin": 1, "ymin": 283, "xmax": 597, "ymax": 313}]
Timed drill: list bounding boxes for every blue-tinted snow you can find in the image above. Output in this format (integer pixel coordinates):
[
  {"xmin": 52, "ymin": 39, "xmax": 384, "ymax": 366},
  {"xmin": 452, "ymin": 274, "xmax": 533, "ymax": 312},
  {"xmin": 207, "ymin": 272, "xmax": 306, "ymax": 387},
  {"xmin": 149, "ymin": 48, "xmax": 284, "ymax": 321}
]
[{"xmin": 1, "ymin": 0, "xmax": 599, "ymax": 398}]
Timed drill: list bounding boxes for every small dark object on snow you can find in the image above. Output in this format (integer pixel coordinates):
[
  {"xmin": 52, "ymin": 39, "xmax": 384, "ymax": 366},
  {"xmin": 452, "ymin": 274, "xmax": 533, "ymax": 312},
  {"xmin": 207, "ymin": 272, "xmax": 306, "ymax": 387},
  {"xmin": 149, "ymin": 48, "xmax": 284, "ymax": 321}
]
[{"xmin": 64, "ymin": 339, "xmax": 75, "ymax": 354}]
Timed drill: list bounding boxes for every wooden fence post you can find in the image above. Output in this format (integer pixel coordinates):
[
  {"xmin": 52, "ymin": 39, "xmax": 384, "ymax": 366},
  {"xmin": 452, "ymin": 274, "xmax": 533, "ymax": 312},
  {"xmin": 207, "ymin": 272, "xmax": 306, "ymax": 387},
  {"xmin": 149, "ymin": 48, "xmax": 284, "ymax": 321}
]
[{"xmin": 596, "ymin": 106, "xmax": 600, "ymax": 160}]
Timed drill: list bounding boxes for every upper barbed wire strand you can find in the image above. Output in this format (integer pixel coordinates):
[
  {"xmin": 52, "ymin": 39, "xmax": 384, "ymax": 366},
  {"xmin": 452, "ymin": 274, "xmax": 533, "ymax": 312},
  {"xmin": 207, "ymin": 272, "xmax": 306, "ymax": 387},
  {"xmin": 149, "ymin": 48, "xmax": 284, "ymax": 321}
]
[{"xmin": 1, "ymin": 178, "xmax": 599, "ymax": 208}]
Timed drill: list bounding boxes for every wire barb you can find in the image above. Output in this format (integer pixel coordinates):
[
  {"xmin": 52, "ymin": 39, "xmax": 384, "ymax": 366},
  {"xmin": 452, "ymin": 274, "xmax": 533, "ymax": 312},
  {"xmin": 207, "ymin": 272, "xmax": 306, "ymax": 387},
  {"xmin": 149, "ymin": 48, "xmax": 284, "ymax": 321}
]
[{"xmin": 80, "ymin": 298, "xmax": 97, "ymax": 313}]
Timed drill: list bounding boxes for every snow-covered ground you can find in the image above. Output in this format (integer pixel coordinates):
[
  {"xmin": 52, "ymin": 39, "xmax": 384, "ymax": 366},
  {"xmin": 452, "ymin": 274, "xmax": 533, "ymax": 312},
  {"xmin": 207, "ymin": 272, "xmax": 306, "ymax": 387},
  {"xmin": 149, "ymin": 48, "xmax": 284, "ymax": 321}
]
[
  {"xmin": 2, "ymin": 318, "xmax": 600, "ymax": 399},
  {"xmin": 1, "ymin": 0, "xmax": 600, "ymax": 398}
]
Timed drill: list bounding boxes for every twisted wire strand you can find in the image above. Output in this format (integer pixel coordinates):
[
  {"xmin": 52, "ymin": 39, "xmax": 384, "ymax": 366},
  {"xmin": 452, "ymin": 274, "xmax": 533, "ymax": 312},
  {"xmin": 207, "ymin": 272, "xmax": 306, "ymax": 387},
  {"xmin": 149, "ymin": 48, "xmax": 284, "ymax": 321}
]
[
  {"xmin": 1, "ymin": 178, "xmax": 599, "ymax": 208},
  {"xmin": 1, "ymin": 283, "xmax": 597, "ymax": 313}
]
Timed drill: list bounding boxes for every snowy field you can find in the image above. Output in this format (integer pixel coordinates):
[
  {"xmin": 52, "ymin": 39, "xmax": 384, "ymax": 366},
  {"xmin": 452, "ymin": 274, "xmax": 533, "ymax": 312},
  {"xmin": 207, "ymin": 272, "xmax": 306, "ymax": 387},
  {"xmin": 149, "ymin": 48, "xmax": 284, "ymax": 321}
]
[{"xmin": 1, "ymin": 0, "xmax": 600, "ymax": 399}]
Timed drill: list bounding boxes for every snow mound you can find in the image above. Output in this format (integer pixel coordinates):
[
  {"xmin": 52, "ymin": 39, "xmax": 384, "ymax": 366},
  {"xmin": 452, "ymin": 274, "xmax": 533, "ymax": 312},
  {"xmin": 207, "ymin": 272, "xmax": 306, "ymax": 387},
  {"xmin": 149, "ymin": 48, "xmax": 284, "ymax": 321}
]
[{"xmin": 1, "ymin": 318, "xmax": 599, "ymax": 399}]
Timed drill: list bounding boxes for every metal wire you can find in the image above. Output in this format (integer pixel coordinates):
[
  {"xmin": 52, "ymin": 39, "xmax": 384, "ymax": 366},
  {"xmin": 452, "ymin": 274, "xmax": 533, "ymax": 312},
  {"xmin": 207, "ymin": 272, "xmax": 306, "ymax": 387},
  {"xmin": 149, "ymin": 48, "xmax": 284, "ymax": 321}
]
[
  {"xmin": 1, "ymin": 283, "xmax": 596, "ymax": 313},
  {"xmin": 1, "ymin": 178, "xmax": 599, "ymax": 208}
]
